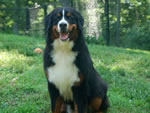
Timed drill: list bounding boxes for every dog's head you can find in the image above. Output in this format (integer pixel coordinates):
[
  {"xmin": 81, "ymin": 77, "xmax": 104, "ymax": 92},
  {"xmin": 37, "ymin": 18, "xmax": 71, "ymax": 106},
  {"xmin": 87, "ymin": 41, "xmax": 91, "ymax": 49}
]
[{"xmin": 45, "ymin": 8, "xmax": 84, "ymax": 41}]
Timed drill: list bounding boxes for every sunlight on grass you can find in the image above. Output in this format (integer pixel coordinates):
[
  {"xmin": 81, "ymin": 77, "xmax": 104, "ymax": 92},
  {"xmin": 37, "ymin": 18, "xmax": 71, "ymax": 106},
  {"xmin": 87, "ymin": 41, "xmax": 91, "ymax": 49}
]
[
  {"xmin": 0, "ymin": 50, "xmax": 33, "ymax": 74},
  {"xmin": 90, "ymin": 44, "xmax": 150, "ymax": 78},
  {"xmin": 125, "ymin": 48, "xmax": 150, "ymax": 55}
]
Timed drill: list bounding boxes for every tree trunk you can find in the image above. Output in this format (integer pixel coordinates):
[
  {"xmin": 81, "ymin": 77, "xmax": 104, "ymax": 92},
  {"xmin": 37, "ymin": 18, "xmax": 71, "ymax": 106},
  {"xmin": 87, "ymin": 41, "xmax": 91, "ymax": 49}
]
[
  {"xmin": 85, "ymin": 0, "xmax": 101, "ymax": 39},
  {"xmin": 13, "ymin": 0, "xmax": 20, "ymax": 34},
  {"xmin": 105, "ymin": 0, "xmax": 110, "ymax": 46},
  {"xmin": 116, "ymin": 0, "xmax": 120, "ymax": 47}
]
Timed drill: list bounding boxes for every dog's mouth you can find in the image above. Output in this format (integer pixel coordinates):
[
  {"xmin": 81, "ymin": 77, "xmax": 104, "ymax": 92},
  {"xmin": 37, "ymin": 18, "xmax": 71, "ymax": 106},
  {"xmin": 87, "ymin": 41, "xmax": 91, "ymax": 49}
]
[
  {"xmin": 57, "ymin": 28, "xmax": 75, "ymax": 41},
  {"xmin": 59, "ymin": 32, "xmax": 69, "ymax": 41},
  {"xmin": 52, "ymin": 24, "xmax": 77, "ymax": 41}
]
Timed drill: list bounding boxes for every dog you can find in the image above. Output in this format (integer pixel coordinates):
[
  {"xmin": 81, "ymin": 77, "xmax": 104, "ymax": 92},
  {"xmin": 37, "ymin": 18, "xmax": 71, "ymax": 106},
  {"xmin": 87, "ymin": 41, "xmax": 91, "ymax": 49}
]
[{"xmin": 43, "ymin": 8, "xmax": 109, "ymax": 113}]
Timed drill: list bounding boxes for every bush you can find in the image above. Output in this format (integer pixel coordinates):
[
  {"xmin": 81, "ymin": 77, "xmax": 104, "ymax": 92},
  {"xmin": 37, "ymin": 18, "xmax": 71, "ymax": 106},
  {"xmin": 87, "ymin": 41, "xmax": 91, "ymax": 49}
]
[
  {"xmin": 122, "ymin": 24, "xmax": 150, "ymax": 50},
  {"xmin": 86, "ymin": 36, "xmax": 105, "ymax": 45},
  {"xmin": 0, "ymin": 50, "xmax": 34, "ymax": 73}
]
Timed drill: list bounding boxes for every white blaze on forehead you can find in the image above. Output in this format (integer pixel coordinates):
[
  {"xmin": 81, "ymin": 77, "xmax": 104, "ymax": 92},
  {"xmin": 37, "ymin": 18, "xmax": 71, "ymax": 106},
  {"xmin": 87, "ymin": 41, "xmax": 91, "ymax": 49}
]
[
  {"xmin": 62, "ymin": 9, "xmax": 65, "ymax": 19},
  {"xmin": 57, "ymin": 9, "xmax": 69, "ymax": 32}
]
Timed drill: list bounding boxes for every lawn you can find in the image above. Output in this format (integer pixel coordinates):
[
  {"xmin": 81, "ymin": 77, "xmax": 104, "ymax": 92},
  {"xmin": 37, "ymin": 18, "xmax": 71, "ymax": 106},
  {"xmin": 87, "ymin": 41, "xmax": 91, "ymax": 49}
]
[{"xmin": 0, "ymin": 33, "xmax": 150, "ymax": 113}]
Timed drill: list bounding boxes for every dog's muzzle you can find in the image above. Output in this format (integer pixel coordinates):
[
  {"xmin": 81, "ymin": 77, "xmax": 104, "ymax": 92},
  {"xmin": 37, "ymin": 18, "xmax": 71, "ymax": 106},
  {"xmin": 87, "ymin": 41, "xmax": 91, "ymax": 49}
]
[
  {"xmin": 58, "ymin": 22, "xmax": 69, "ymax": 41},
  {"xmin": 59, "ymin": 22, "xmax": 67, "ymax": 32}
]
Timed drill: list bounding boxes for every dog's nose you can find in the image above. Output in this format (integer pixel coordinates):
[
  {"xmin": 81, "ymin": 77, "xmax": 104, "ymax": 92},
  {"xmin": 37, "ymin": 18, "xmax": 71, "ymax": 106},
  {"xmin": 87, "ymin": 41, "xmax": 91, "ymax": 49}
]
[{"xmin": 59, "ymin": 22, "xmax": 67, "ymax": 29}]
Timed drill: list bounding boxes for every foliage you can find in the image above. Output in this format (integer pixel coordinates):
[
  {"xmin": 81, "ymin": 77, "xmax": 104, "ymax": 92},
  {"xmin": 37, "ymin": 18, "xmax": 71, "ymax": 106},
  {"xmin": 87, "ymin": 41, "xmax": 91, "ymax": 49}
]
[
  {"xmin": 86, "ymin": 36, "xmax": 105, "ymax": 45},
  {"xmin": 100, "ymin": 0, "xmax": 150, "ymax": 50},
  {"xmin": 0, "ymin": 0, "xmax": 27, "ymax": 34},
  {"xmin": 0, "ymin": 0, "xmax": 55, "ymax": 35},
  {"xmin": 0, "ymin": 33, "xmax": 150, "ymax": 113},
  {"xmin": 122, "ymin": 24, "xmax": 150, "ymax": 50},
  {"xmin": 1, "ymin": 0, "xmax": 150, "ymax": 50}
]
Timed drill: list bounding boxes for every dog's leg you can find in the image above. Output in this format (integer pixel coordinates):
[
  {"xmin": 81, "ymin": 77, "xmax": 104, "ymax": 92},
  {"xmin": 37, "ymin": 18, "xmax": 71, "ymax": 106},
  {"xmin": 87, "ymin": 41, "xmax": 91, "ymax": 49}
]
[
  {"xmin": 54, "ymin": 97, "xmax": 64, "ymax": 113},
  {"xmin": 72, "ymin": 86, "xmax": 88, "ymax": 113},
  {"xmin": 48, "ymin": 82, "xmax": 63, "ymax": 113},
  {"xmin": 61, "ymin": 103, "xmax": 67, "ymax": 113},
  {"xmin": 89, "ymin": 97, "xmax": 103, "ymax": 113}
]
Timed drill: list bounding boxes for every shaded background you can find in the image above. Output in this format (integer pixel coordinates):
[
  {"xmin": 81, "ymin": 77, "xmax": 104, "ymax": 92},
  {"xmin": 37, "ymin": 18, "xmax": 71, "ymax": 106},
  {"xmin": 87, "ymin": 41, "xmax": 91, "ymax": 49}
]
[{"xmin": 0, "ymin": 0, "xmax": 150, "ymax": 50}]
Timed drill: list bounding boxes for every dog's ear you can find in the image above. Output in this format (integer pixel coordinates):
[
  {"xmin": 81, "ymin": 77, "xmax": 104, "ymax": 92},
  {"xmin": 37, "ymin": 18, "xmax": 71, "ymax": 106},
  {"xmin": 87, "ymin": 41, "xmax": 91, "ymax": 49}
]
[
  {"xmin": 74, "ymin": 10, "xmax": 84, "ymax": 30},
  {"xmin": 44, "ymin": 10, "xmax": 56, "ymax": 44},
  {"xmin": 45, "ymin": 13, "xmax": 53, "ymax": 32}
]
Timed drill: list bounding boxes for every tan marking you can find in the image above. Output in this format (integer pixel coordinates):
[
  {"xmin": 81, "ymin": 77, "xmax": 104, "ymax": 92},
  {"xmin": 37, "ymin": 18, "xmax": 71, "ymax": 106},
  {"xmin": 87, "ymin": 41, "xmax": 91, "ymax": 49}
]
[
  {"xmin": 57, "ymin": 13, "xmax": 61, "ymax": 17},
  {"xmin": 54, "ymin": 97, "xmax": 64, "ymax": 113},
  {"xmin": 68, "ymin": 24, "xmax": 77, "ymax": 32},
  {"xmin": 74, "ymin": 104, "xmax": 78, "ymax": 113},
  {"xmin": 67, "ymin": 12, "xmax": 71, "ymax": 17},
  {"xmin": 45, "ymin": 71, "xmax": 48, "ymax": 79},
  {"xmin": 52, "ymin": 24, "xmax": 78, "ymax": 41},
  {"xmin": 74, "ymin": 73, "xmax": 84, "ymax": 86},
  {"xmin": 60, "ymin": 103, "xmax": 66, "ymax": 113},
  {"xmin": 75, "ymin": 103, "xmax": 88, "ymax": 113},
  {"xmin": 68, "ymin": 24, "xmax": 78, "ymax": 41},
  {"xmin": 52, "ymin": 25, "xmax": 59, "ymax": 40},
  {"xmin": 90, "ymin": 97, "xmax": 102, "ymax": 111}
]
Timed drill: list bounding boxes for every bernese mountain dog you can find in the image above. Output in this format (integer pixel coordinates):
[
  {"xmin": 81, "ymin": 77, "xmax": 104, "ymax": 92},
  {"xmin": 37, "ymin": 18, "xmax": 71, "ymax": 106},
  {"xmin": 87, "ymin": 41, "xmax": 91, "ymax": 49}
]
[{"xmin": 43, "ymin": 8, "xmax": 109, "ymax": 113}]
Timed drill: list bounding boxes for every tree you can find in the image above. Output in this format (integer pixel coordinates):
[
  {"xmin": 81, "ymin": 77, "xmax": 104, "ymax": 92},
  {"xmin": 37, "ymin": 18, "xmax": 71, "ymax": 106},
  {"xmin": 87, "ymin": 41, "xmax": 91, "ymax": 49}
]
[
  {"xmin": 84, "ymin": 0, "xmax": 101, "ymax": 39},
  {"xmin": 116, "ymin": 0, "xmax": 120, "ymax": 47},
  {"xmin": 105, "ymin": 0, "xmax": 110, "ymax": 45}
]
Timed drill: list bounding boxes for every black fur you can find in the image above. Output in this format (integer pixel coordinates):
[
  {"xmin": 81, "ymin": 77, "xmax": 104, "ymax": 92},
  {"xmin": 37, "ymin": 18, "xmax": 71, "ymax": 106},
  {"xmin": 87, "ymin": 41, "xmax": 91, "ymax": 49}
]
[{"xmin": 43, "ymin": 8, "xmax": 109, "ymax": 113}]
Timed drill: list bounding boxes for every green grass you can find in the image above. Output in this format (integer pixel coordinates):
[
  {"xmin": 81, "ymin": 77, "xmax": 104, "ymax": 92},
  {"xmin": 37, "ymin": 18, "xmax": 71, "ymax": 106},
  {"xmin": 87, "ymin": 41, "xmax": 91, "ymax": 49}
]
[{"xmin": 0, "ymin": 33, "xmax": 150, "ymax": 113}]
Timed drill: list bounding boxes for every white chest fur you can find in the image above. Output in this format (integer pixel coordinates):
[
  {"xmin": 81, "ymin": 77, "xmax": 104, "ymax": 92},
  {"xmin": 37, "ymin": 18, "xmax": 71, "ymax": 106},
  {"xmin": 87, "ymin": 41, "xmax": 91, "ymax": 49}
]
[{"xmin": 47, "ymin": 39, "xmax": 79, "ymax": 100}]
